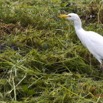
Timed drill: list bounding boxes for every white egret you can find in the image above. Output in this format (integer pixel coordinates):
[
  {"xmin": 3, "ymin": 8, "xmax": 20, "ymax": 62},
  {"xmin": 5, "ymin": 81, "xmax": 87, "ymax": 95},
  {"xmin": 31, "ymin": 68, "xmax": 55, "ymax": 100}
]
[{"xmin": 59, "ymin": 13, "xmax": 103, "ymax": 70}]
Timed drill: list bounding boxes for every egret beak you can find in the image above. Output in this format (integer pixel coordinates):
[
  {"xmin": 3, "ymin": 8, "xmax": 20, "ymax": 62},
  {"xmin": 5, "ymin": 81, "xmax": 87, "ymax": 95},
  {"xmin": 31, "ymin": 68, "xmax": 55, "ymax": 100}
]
[{"xmin": 58, "ymin": 14, "xmax": 68, "ymax": 18}]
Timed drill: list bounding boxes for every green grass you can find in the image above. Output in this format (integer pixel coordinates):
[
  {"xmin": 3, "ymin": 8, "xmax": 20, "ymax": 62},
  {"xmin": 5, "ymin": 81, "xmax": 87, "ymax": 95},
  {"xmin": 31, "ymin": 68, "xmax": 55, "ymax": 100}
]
[{"xmin": 0, "ymin": 0, "xmax": 103, "ymax": 103}]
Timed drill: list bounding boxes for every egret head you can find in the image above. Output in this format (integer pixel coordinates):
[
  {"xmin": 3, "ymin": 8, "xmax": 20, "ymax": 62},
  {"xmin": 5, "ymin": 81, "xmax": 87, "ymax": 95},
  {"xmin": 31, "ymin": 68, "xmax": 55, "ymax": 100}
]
[
  {"xmin": 59, "ymin": 13, "xmax": 80, "ymax": 21},
  {"xmin": 59, "ymin": 13, "xmax": 82, "ymax": 29}
]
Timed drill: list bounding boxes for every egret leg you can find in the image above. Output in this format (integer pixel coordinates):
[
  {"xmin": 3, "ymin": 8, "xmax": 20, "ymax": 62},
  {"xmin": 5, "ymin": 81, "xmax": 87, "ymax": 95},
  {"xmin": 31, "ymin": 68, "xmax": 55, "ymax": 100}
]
[{"xmin": 100, "ymin": 61, "xmax": 103, "ymax": 71}]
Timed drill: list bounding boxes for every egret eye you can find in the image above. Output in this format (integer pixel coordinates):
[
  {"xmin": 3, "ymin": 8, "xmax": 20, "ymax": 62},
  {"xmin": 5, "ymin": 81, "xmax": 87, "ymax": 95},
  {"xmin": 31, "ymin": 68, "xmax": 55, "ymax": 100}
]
[{"xmin": 69, "ymin": 15, "xmax": 71, "ymax": 17}]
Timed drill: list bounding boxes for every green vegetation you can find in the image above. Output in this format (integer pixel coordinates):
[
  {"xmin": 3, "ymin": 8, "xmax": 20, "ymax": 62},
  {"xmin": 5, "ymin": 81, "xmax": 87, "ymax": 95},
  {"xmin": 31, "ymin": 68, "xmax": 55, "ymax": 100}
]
[{"xmin": 1, "ymin": 0, "xmax": 103, "ymax": 102}]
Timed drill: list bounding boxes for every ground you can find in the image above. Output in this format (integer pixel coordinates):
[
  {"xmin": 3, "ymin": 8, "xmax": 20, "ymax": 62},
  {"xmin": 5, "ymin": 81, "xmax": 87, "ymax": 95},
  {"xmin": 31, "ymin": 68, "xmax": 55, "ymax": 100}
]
[{"xmin": 0, "ymin": 0, "xmax": 103, "ymax": 103}]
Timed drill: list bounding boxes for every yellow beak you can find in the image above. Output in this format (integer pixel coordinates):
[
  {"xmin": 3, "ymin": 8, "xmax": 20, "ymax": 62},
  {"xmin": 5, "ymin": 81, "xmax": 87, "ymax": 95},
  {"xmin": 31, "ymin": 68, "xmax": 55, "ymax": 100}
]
[{"xmin": 58, "ymin": 14, "xmax": 68, "ymax": 18}]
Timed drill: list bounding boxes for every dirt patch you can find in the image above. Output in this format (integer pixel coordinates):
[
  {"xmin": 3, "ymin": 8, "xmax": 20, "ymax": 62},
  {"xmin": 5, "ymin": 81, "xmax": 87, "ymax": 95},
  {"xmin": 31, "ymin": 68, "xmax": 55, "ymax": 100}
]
[{"xmin": 0, "ymin": 22, "xmax": 24, "ymax": 35}]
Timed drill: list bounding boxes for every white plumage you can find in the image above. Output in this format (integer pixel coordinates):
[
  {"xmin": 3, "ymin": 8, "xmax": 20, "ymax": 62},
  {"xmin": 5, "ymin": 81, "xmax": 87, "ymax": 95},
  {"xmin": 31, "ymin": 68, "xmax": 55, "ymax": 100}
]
[{"xmin": 59, "ymin": 13, "xmax": 103, "ymax": 69}]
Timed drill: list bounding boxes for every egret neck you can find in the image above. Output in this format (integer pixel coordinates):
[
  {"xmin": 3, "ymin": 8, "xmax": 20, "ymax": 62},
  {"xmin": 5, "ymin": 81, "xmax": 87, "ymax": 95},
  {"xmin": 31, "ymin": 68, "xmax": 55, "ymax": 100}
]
[
  {"xmin": 73, "ymin": 17, "xmax": 82, "ymax": 30},
  {"xmin": 73, "ymin": 18, "xmax": 87, "ymax": 47}
]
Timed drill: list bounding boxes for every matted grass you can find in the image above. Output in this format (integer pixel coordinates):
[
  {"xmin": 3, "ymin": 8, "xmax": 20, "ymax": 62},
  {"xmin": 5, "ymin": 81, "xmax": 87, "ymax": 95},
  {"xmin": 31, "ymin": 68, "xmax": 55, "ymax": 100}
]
[{"xmin": 0, "ymin": 0, "xmax": 103, "ymax": 103}]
